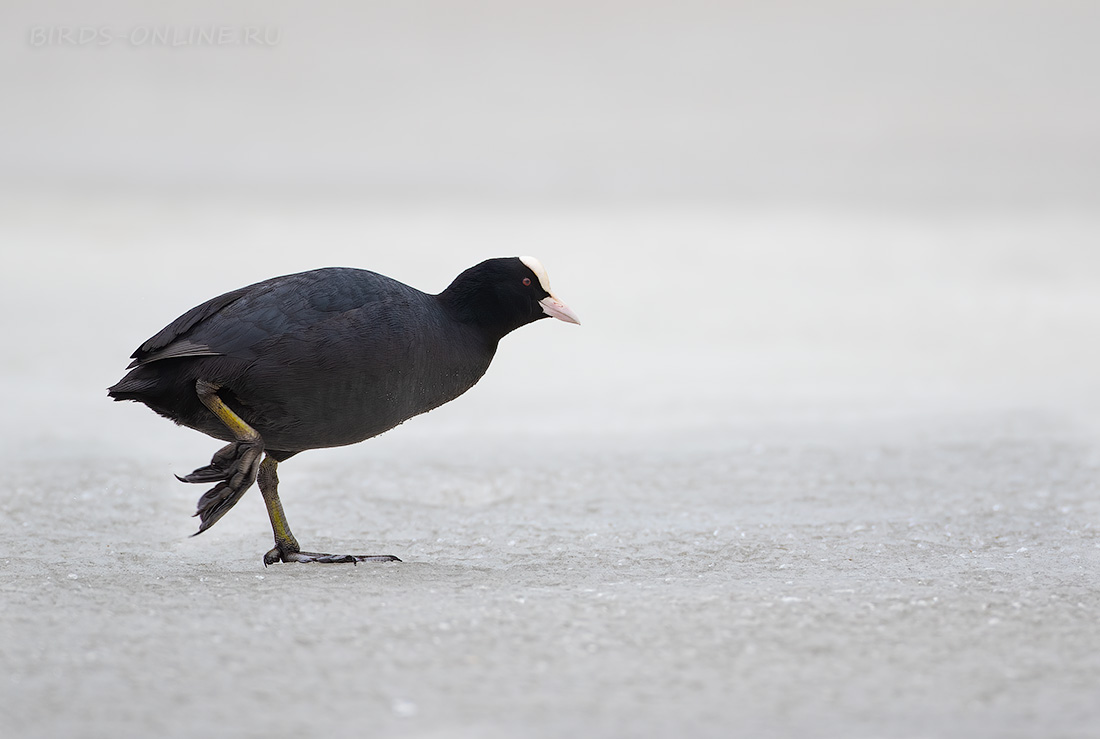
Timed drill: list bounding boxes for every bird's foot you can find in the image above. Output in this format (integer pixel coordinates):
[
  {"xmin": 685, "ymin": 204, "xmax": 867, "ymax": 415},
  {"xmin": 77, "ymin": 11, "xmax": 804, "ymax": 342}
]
[
  {"xmin": 178, "ymin": 440, "xmax": 264, "ymax": 535},
  {"xmin": 177, "ymin": 441, "xmax": 254, "ymax": 484},
  {"xmin": 263, "ymin": 545, "xmax": 401, "ymax": 566}
]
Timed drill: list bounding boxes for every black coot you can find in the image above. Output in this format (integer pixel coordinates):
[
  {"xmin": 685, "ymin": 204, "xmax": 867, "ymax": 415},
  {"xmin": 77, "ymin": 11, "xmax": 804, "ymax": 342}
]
[{"xmin": 109, "ymin": 256, "xmax": 579, "ymax": 565}]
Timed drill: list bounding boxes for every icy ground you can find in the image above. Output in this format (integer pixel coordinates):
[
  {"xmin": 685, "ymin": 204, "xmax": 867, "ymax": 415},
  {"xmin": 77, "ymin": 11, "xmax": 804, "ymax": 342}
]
[{"xmin": 2, "ymin": 195, "xmax": 1100, "ymax": 738}]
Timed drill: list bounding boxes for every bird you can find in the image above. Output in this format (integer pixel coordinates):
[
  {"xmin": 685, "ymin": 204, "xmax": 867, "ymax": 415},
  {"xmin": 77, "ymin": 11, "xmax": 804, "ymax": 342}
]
[{"xmin": 108, "ymin": 256, "xmax": 579, "ymax": 566}]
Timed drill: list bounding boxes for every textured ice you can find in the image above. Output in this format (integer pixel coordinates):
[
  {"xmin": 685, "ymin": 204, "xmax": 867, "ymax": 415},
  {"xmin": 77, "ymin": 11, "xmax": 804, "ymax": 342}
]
[
  {"xmin": 4, "ymin": 420, "xmax": 1100, "ymax": 739},
  {"xmin": 4, "ymin": 192, "xmax": 1100, "ymax": 738}
]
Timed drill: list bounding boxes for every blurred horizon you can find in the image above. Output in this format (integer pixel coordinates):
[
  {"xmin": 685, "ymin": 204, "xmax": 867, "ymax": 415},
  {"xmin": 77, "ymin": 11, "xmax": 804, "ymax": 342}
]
[{"xmin": 2, "ymin": 0, "xmax": 1098, "ymax": 210}]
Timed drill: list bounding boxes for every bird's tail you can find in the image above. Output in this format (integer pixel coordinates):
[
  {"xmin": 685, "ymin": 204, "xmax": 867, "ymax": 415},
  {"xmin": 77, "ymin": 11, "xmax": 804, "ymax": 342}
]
[{"xmin": 107, "ymin": 365, "xmax": 160, "ymax": 401}]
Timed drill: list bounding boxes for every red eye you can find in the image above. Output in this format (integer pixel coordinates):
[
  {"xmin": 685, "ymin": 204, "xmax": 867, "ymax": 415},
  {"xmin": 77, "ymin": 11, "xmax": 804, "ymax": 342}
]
[{"xmin": 522, "ymin": 277, "xmax": 532, "ymax": 286}]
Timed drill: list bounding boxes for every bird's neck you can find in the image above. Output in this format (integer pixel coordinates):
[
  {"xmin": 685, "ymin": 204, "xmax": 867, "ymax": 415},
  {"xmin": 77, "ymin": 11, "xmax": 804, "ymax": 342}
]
[{"xmin": 437, "ymin": 282, "xmax": 529, "ymax": 342}]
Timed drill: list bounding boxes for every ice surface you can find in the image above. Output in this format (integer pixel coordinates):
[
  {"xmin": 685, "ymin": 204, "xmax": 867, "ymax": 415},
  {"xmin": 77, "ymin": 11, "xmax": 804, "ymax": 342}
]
[
  {"xmin": 3, "ymin": 192, "xmax": 1100, "ymax": 738},
  {"xmin": 4, "ymin": 417, "xmax": 1100, "ymax": 739}
]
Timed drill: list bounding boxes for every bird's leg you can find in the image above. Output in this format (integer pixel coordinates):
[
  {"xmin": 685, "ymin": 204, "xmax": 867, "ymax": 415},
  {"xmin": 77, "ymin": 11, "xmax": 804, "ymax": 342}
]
[
  {"xmin": 258, "ymin": 455, "xmax": 301, "ymax": 564},
  {"xmin": 257, "ymin": 455, "xmax": 401, "ymax": 566},
  {"xmin": 178, "ymin": 379, "xmax": 264, "ymax": 535}
]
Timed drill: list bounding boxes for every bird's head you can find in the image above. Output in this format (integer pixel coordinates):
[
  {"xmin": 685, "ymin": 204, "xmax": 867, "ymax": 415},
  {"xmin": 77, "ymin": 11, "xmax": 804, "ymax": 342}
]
[{"xmin": 441, "ymin": 256, "xmax": 580, "ymax": 340}]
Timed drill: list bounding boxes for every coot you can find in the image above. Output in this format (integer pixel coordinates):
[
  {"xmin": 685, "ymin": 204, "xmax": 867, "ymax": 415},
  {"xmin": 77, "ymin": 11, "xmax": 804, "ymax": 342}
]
[{"xmin": 109, "ymin": 256, "xmax": 579, "ymax": 565}]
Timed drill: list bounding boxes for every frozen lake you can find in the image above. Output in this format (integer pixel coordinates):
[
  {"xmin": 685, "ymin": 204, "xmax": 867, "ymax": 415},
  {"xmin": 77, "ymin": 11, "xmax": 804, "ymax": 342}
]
[{"xmin": 2, "ymin": 191, "xmax": 1100, "ymax": 738}]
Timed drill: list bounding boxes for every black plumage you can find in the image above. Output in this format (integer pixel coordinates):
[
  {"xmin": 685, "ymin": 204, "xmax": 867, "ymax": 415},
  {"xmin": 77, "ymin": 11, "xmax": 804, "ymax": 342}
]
[{"xmin": 109, "ymin": 257, "xmax": 579, "ymax": 565}]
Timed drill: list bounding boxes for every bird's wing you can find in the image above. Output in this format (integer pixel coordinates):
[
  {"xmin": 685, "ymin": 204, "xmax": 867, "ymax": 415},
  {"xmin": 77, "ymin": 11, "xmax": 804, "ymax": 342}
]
[
  {"xmin": 127, "ymin": 269, "xmax": 397, "ymax": 368},
  {"xmin": 127, "ymin": 283, "xmax": 258, "ymax": 367}
]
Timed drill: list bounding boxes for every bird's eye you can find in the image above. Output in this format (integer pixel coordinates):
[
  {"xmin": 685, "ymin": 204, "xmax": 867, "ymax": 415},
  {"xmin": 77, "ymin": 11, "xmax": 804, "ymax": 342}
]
[{"xmin": 522, "ymin": 277, "xmax": 532, "ymax": 286}]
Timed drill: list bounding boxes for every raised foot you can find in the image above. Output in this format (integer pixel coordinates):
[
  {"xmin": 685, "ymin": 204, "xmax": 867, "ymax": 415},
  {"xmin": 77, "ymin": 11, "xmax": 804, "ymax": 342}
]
[
  {"xmin": 263, "ymin": 547, "xmax": 401, "ymax": 566},
  {"xmin": 180, "ymin": 440, "xmax": 264, "ymax": 536}
]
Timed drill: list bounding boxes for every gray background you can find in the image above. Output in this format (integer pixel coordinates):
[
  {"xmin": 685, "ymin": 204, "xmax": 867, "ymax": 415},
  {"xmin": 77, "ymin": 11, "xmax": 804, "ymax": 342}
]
[{"xmin": 2, "ymin": 2, "xmax": 1099, "ymax": 738}]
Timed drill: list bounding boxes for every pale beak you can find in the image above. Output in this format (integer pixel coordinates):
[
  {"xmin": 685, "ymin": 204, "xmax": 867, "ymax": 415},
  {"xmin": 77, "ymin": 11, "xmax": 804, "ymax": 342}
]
[{"xmin": 539, "ymin": 295, "xmax": 581, "ymax": 325}]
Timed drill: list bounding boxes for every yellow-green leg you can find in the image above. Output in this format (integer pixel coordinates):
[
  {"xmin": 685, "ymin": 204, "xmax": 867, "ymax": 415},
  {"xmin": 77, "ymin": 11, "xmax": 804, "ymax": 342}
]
[
  {"xmin": 258, "ymin": 454, "xmax": 401, "ymax": 566},
  {"xmin": 196, "ymin": 379, "xmax": 259, "ymax": 442},
  {"xmin": 258, "ymin": 455, "xmax": 302, "ymax": 565},
  {"xmin": 181, "ymin": 379, "xmax": 265, "ymax": 535}
]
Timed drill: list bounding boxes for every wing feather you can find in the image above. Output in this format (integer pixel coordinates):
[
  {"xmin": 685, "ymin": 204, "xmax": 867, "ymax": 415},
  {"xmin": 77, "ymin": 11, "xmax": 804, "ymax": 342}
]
[{"xmin": 126, "ymin": 269, "xmax": 401, "ymax": 368}]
